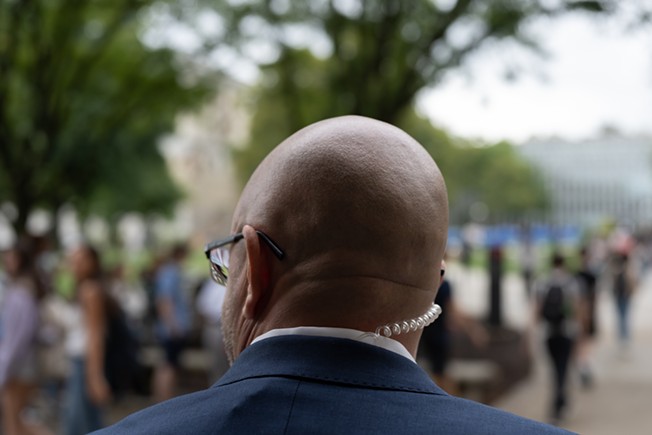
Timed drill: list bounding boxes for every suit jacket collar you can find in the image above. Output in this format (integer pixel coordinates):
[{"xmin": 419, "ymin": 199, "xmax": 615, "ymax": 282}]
[{"xmin": 215, "ymin": 335, "xmax": 448, "ymax": 396}]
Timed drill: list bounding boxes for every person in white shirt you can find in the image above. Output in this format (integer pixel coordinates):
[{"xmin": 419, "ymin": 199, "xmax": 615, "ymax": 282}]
[{"xmin": 195, "ymin": 279, "xmax": 229, "ymax": 384}]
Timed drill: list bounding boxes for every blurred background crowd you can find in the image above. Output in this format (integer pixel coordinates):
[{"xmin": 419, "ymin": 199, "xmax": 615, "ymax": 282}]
[
  {"xmin": 0, "ymin": 224, "xmax": 651, "ymax": 433},
  {"xmin": 1, "ymin": 0, "xmax": 652, "ymax": 433}
]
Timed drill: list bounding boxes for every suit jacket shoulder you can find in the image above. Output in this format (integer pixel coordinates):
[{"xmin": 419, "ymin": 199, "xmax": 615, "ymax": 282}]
[{"xmin": 95, "ymin": 336, "xmax": 573, "ymax": 435}]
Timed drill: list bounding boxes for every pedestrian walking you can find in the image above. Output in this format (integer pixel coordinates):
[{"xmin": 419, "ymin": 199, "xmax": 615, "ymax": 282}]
[
  {"xmin": 534, "ymin": 252, "xmax": 581, "ymax": 424},
  {"xmin": 609, "ymin": 252, "xmax": 639, "ymax": 349},
  {"xmin": 152, "ymin": 243, "xmax": 191, "ymax": 402}
]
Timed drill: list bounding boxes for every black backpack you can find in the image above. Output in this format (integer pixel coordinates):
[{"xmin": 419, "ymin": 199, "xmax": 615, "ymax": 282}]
[{"xmin": 540, "ymin": 284, "xmax": 566, "ymax": 328}]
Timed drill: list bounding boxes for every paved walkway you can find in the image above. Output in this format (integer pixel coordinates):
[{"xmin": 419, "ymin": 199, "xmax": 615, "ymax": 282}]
[{"xmin": 448, "ymin": 263, "xmax": 652, "ymax": 434}]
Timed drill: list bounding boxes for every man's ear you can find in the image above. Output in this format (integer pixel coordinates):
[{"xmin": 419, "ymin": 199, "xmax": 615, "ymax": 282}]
[{"xmin": 241, "ymin": 225, "xmax": 272, "ymax": 319}]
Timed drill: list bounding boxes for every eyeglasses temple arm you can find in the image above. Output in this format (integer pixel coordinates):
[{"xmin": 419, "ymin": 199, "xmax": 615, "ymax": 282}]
[{"xmin": 256, "ymin": 231, "xmax": 285, "ymax": 260}]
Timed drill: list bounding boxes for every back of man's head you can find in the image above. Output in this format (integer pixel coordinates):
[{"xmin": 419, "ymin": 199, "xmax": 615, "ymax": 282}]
[{"xmin": 225, "ymin": 116, "xmax": 448, "ymax": 357}]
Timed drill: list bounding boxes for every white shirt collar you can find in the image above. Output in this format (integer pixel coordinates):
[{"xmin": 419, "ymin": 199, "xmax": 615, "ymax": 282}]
[{"xmin": 251, "ymin": 326, "xmax": 416, "ymax": 362}]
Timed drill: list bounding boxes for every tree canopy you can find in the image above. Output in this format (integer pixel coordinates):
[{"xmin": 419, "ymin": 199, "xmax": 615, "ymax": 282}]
[
  {"xmin": 212, "ymin": 0, "xmax": 614, "ymax": 223},
  {"xmin": 0, "ymin": 0, "xmax": 212, "ymax": 235},
  {"xmin": 230, "ymin": 47, "xmax": 549, "ymax": 224},
  {"xmin": 210, "ymin": 0, "xmax": 612, "ymax": 127},
  {"xmin": 0, "ymin": 0, "xmax": 629, "ymax": 236}
]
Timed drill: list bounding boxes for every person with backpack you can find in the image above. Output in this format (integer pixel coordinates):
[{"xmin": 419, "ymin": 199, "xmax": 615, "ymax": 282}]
[{"xmin": 534, "ymin": 252, "xmax": 582, "ymax": 425}]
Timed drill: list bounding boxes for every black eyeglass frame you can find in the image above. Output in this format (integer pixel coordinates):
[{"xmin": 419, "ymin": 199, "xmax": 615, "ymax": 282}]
[{"xmin": 204, "ymin": 230, "xmax": 285, "ymax": 284}]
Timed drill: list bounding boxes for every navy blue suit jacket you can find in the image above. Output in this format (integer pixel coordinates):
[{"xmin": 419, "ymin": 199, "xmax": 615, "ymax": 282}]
[{"xmin": 96, "ymin": 335, "xmax": 572, "ymax": 434}]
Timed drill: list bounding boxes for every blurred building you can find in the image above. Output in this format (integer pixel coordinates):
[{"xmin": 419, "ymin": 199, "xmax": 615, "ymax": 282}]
[
  {"xmin": 518, "ymin": 135, "xmax": 652, "ymax": 230},
  {"xmin": 161, "ymin": 81, "xmax": 248, "ymax": 244}
]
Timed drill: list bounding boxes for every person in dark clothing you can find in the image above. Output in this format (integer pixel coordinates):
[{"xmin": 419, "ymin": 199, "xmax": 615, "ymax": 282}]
[
  {"xmin": 534, "ymin": 253, "xmax": 581, "ymax": 425},
  {"xmin": 419, "ymin": 279, "xmax": 453, "ymax": 379}
]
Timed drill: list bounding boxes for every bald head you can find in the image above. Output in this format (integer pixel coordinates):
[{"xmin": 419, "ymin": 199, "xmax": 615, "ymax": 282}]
[
  {"xmin": 235, "ymin": 116, "xmax": 447, "ymax": 286},
  {"xmin": 223, "ymin": 116, "xmax": 448, "ymax": 359}
]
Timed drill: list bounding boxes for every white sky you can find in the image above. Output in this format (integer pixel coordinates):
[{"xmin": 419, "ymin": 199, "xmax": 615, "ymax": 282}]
[{"xmin": 419, "ymin": 12, "xmax": 652, "ymax": 143}]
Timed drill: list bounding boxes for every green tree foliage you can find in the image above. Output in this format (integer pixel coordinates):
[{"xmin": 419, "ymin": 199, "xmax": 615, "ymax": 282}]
[
  {"xmin": 232, "ymin": 49, "xmax": 332, "ymax": 185},
  {"xmin": 216, "ymin": 0, "xmax": 611, "ymax": 221},
  {"xmin": 236, "ymin": 72, "xmax": 548, "ymax": 223},
  {"xmin": 0, "ymin": 0, "xmax": 211, "ymax": 235},
  {"xmin": 213, "ymin": 0, "xmax": 611, "ymax": 128}
]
